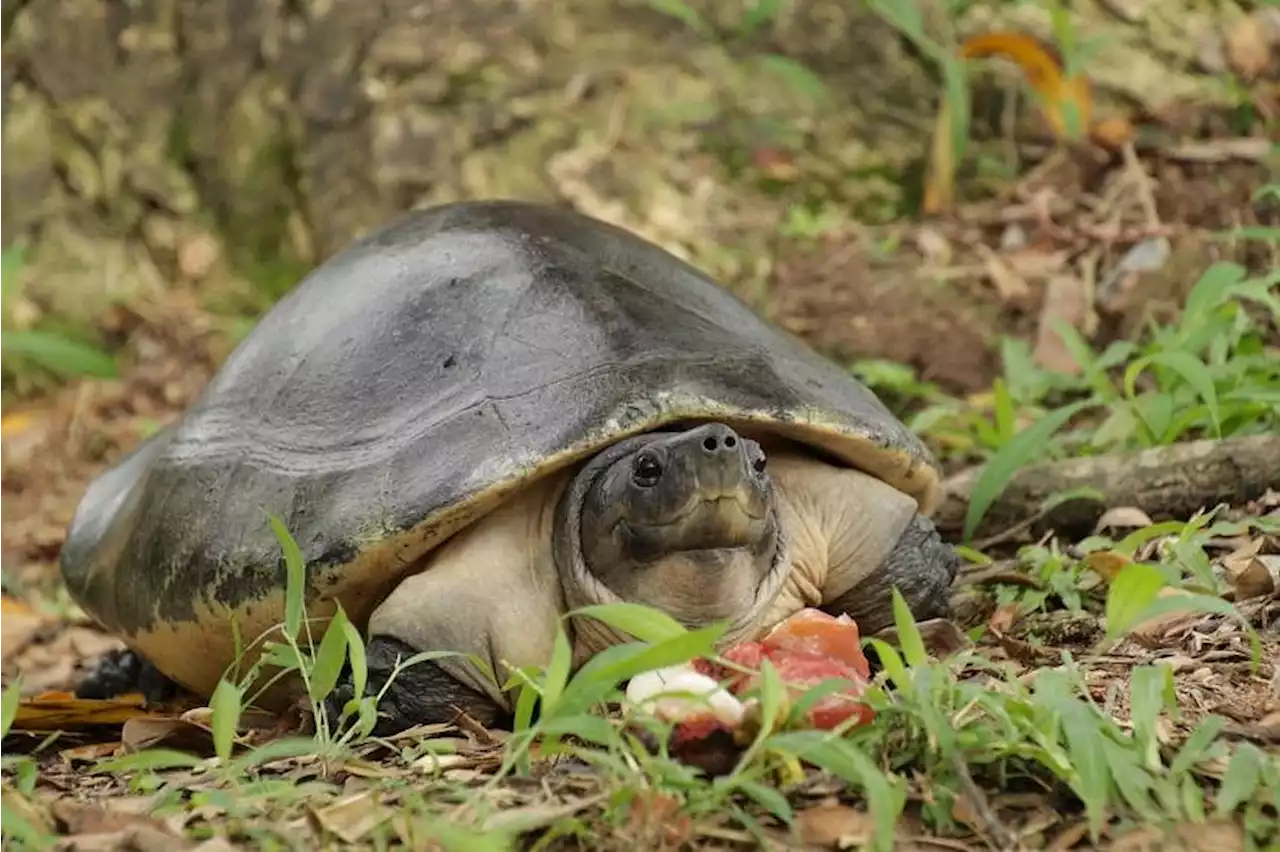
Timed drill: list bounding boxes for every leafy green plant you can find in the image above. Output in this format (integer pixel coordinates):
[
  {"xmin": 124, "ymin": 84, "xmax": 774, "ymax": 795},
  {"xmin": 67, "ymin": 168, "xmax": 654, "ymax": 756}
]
[{"xmin": 1, "ymin": 244, "xmax": 120, "ymax": 384}]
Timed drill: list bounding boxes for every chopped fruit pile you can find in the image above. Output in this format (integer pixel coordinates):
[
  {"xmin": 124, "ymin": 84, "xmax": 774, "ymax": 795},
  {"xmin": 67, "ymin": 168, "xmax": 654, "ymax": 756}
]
[{"xmin": 625, "ymin": 609, "xmax": 876, "ymax": 761}]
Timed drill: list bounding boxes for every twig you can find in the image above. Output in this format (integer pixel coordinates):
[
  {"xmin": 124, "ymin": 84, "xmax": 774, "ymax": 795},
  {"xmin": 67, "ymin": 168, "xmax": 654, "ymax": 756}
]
[
  {"xmin": 1120, "ymin": 140, "xmax": 1161, "ymax": 230},
  {"xmin": 950, "ymin": 749, "xmax": 1018, "ymax": 851}
]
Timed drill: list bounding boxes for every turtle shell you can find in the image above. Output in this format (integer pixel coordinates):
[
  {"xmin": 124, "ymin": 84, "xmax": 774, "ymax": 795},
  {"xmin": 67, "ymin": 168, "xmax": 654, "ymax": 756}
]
[{"xmin": 59, "ymin": 200, "xmax": 941, "ymax": 692}]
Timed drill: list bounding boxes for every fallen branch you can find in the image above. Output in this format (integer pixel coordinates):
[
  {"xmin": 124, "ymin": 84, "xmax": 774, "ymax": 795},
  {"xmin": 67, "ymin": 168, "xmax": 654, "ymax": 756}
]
[{"xmin": 935, "ymin": 434, "xmax": 1280, "ymax": 543}]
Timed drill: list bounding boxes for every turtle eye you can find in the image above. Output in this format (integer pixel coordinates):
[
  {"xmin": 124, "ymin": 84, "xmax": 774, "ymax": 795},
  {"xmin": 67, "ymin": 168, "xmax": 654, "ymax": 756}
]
[
  {"xmin": 632, "ymin": 452, "xmax": 663, "ymax": 487},
  {"xmin": 752, "ymin": 454, "xmax": 767, "ymax": 474}
]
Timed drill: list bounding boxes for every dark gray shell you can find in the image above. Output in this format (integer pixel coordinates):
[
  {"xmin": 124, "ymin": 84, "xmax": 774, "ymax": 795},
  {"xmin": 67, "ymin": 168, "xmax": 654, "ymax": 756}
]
[{"xmin": 60, "ymin": 200, "xmax": 940, "ymax": 651}]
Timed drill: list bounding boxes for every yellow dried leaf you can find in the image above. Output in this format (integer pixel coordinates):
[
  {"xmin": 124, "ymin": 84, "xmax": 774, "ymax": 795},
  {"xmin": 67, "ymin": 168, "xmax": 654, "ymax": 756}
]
[
  {"xmin": 922, "ymin": 94, "xmax": 956, "ymax": 214},
  {"xmin": 960, "ymin": 31, "xmax": 1094, "ymax": 140},
  {"xmin": 311, "ymin": 790, "xmax": 393, "ymax": 844},
  {"xmin": 1085, "ymin": 551, "xmax": 1132, "ymax": 582},
  {"xmin": 12, "ymin": 692, "xmax": 153, "ymax": 731},
  {"xmin": 796, "ymin": 802, "xmax": 873, "ymax": 846}
]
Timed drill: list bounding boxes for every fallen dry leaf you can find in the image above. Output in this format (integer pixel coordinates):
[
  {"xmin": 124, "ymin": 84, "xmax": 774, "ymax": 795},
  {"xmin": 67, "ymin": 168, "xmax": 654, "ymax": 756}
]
[
  {"xmin": 1220, "ymin": 538, "xmax": 1276, "ymax": 600},
  {"xmin": 1111, "ymin": 818, "xmax": 1247, "ymax": 852},
  {"xmin": 1225, "ymin": 14, "xmax": 1271, "ymax": 80},
  {"xmin": 959, "ymin": 31, "xmax": 1093, "ymax": 139},
  {"xmin": 121, "ymin": 715, "xmax": 216, "ymax": 756},
  {"xmin": 1, "ymin": 784, "xmax": 55, "ymax": 837},
  {"xmin": 52, "ymin": 798, "xmax": 175, "ymax": 838},
  {"xmin": 987, "ymin": 602, "xmax": 1023, "ymax": 634},
  {"xmin": 311, "ymin": 790, "xmax": 393, "ymax": 844},
  {"xmin": 976, "ymin": 245, "xmax": 1032, "ymax": 307},
  {"xmin": 0, "ymin": 596, "xmax": 48, "ymax": 664},
  {"xmin": 1085, "ymin": 550, "xmax": 1131, "ymax": 582},
  {"xmin": 795, "ymin": 802, "xmax": 873, "ymax": 846},
  {"xmin": 1033, "ymin": 274, "xmax": 1091, "ymax": 375},
  {"xmin": 1130, "ymin": 588, "xmax": 1214, "ymax": 645},
  {"xmin": 59, "ymin": 742, "xmax": 123, "ymax": 764},
  {"xmin": 12, "ymin": 691, "xmax": 153, "ymax": 732},
  {"xmin": 922, "ymin": 93, "xmax": 958, "ymax": 214},
  {"xmin": 1096, "ymin": 506, "xmax": 1156, "ymax": 532},
  {"xmin": 871, "ymin": 618, "xmax": 970, "ymax": 659}
]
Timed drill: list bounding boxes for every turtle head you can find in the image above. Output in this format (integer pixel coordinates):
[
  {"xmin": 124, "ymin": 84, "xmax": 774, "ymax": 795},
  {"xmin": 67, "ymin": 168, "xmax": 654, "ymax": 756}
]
[{"xmin": 559, "ymin": 422, "xmax": 783, "ymax": 627}]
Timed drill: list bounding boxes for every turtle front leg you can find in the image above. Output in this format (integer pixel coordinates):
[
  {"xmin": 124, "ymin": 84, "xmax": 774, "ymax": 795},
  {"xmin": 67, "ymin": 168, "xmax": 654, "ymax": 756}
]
[
  {"xmin": 326, "ymin": 636, "xmax": 511, "ymax": 737},
  {"xmin": 820, "ymin": 513, "xmax": 959, "ymax": 635},
  {"xmin": 76, "ymin": 648, "xmax": 182, "ymax": 705}
]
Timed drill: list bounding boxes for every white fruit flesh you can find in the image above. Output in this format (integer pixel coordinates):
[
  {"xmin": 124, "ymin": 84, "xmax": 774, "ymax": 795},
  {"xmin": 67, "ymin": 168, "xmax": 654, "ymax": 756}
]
[{"xmin": 625, "ymin": 664, "xmax": 745, "ymax": 727}]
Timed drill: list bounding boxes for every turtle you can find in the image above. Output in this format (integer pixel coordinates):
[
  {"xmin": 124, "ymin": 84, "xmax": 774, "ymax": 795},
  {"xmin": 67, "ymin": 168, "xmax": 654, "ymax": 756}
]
[{"xmin": 62, "ymin": 199, "xmax": 960, "ymax": 734}]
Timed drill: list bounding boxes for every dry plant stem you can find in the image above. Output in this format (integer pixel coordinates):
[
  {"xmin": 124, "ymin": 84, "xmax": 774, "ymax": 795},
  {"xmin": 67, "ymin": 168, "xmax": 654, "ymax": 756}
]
[
  {"xmin": 949, "ymin": 749, "xmax": 1018, "ymax": 851},
  {"xmin": 935, "ymin": 434, "xmax": 1280, "ymax": 542}
]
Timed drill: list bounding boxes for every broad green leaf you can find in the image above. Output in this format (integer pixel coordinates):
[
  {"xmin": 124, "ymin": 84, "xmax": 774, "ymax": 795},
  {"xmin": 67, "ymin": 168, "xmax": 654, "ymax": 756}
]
[
  {"xmin": 1101, "ymin": 738, "xmax": 1156, "ymax": 815},
  {"xmin": 867, "ymin": 0, "xmax": 931, "ymax": 51},
  {"xmin": 1, "ymin": 679, "xmax": 19, "ymax": 738},
  {"xmin": 1129, "ymin": 665, "xmax": 1174, "ymax": 769},
  {"xmin": 1181, "ymin": 774, "xmax": 1206, "ymax": 822},
  {"xmin": 1104, "ymin": 562, "xmax": 1167, "ymax": 639},
  {"xmin": 864, "ymin": 638, "xmax": 911, "ymax": 696},
  {"xmin": 1, "ymin": 243, "xmax": 28, "ymax": 313},
  {"xmin": 732, "ymin": 779, "xmax": 794, "ymax": 824},
  {"xmin": 751, "ymin": 658, "xmax": 785, "ymax": 750},
  {"xmin": 1059, "ymin": 703, "xmax": 1110, "ymax": 835},
  {"xmin": 95, "ymin": 749, "xmax": 206, "ymax": 774},
  {"xmin": 962, "ymin": 400, "xmax": 1094, "ymax": 540},
  {"xmin": 209, "ymin": 678, "xmax": 242, "ymax": 763},
  {"xmin": 1215, "ymin": 742, "xmax": 1263, "ymax": 815},
  {"xmin": 646, "ymin": 0, "xmax": 709, "ymax": 34},
  {"xmin": 226, "ymin": 736, "xmax": 325, "ymax": 774},
  {"xmin": 531, "ymin": 714, "xmax": 617, "ymax": 747},
  {"xmin": 740, "ymin": 0, "xmax": 784, "ymax": 36},
  {"xmin": 787, "ymin": 677, "xmax": 868, "ymax": 725},
  {"xmin": 891, "ymin": 587, "xmax": 928, "ymax": 668},
  {"xmin": 562, "ymin": 624, "xmax": 727, "ymax": 714},
  {"xmin": 512, "ymin": 666, "xmax": 541, "ymax": 734},
  {"xmin": 308, "ymin": 610, "xmax": 350, "ymax": 703},
  {"xmin": 770, "ymin": 733, "xmax": 905, "ymax": 852},
  {"xmin": 1126, "ymin": 352, "xmax": 1222, "ymax": 438},
  {"xmin": 538, "ymin": 626, "xmax": 574, "ymax": 719},
  {"xmin": 1179, "ymin": 261, "xmax": 1246, "ymax": 341},
  {"xmin": 338, "ymin": 611, "xmax": 368, "ymax": 706},
  {"xmin": 569, "ymin": 602, "xmax": 690, "ymax": 644},
  {"xmin": 1170, "ymin": 715, "xmax": 1226, "ymax": 776},
  {"xmin": 266, "ymin": 513, "xmax": 308, "ymax": 641},
  {"xmin": 2, "ymin": 330, "xmax": 119, "ymax": 378},
  {"xmin": 757, "ymin": 55, "xmax": 829, "ymax": 103},
  {"xmin": 1, "ymin": 799, "xmax": 54, "ymax": 852}
]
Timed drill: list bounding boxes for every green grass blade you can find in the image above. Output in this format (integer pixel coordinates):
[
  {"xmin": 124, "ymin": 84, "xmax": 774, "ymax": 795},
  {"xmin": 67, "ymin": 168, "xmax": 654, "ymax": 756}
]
[
  {"xmin": 568, "ymin": 602, "xmax": 691, "ymax": 644},
  {"xmin": 1, "ymin": 330, "xmax": 119, "ymax": 378},
  {"xmin": 266, "ymin": 514, "xmax": 307, "ymax": 641},
  {"xmin": 962, "ymin": 400, "xmax": 1094, "ymax": 540}
]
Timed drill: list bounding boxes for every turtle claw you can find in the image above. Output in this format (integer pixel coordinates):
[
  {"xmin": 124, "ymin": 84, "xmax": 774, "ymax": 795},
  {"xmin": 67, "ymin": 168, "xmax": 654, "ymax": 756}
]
[
  {"xmin": 326, "ymin": 635, "xmax": 511, "ymax": 738},
  {"xmin": 75, "ymin": 648, "xmax": 180, "ymax": 705}
]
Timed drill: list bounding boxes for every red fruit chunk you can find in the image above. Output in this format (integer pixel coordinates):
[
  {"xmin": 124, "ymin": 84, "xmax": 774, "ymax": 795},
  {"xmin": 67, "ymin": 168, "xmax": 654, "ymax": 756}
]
[
  {"xmin": 760, "ymin": 609, "xmax": 871, "ymax": 680},
  {"xmin": 693, "ymin": 610, "xmax": 877, "ymax": 731},
  {"xmin": 765, "ymin": 650, "xmax": 875, "ymax": 729}
]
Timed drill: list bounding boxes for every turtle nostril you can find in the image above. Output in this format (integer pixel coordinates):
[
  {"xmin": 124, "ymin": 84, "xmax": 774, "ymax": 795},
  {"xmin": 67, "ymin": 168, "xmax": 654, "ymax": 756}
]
[
  {"xmin": 703, "ymin": 436, "xmax": 718, "ymax": 452},
  {"xmin": 724, "ymin": 435, "xmax": 736, "ymax": 448}
]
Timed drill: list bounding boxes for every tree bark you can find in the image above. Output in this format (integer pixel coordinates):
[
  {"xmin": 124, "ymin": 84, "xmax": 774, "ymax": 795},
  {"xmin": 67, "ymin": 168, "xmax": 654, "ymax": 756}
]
[{"xmin": 935, "ymin": 434, "xmax": 1280, "ymax": 543}]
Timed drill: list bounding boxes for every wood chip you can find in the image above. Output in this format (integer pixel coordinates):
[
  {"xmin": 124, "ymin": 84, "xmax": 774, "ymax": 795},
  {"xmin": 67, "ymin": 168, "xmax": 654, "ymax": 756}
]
[
  {"xmin": 795, "ymin": 802, "xmax": 873, "ymax": 846},
  {"xmin": 1032, "ymin": 274, "xmax": 1091, "ymax": 374}
]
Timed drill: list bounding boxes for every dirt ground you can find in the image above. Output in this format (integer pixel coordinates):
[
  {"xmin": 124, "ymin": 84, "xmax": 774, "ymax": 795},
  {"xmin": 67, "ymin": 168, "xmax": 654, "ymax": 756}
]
[{"xmin": 2, "ymin": 0, "xmax": 1278, "ymax": 848}]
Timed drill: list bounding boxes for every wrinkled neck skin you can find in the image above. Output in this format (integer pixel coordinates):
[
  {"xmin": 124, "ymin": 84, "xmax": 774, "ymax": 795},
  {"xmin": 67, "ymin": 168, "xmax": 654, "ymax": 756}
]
[{"xmin": 553, "ymin": 429, "xmax": 792, "ymax": 664}]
